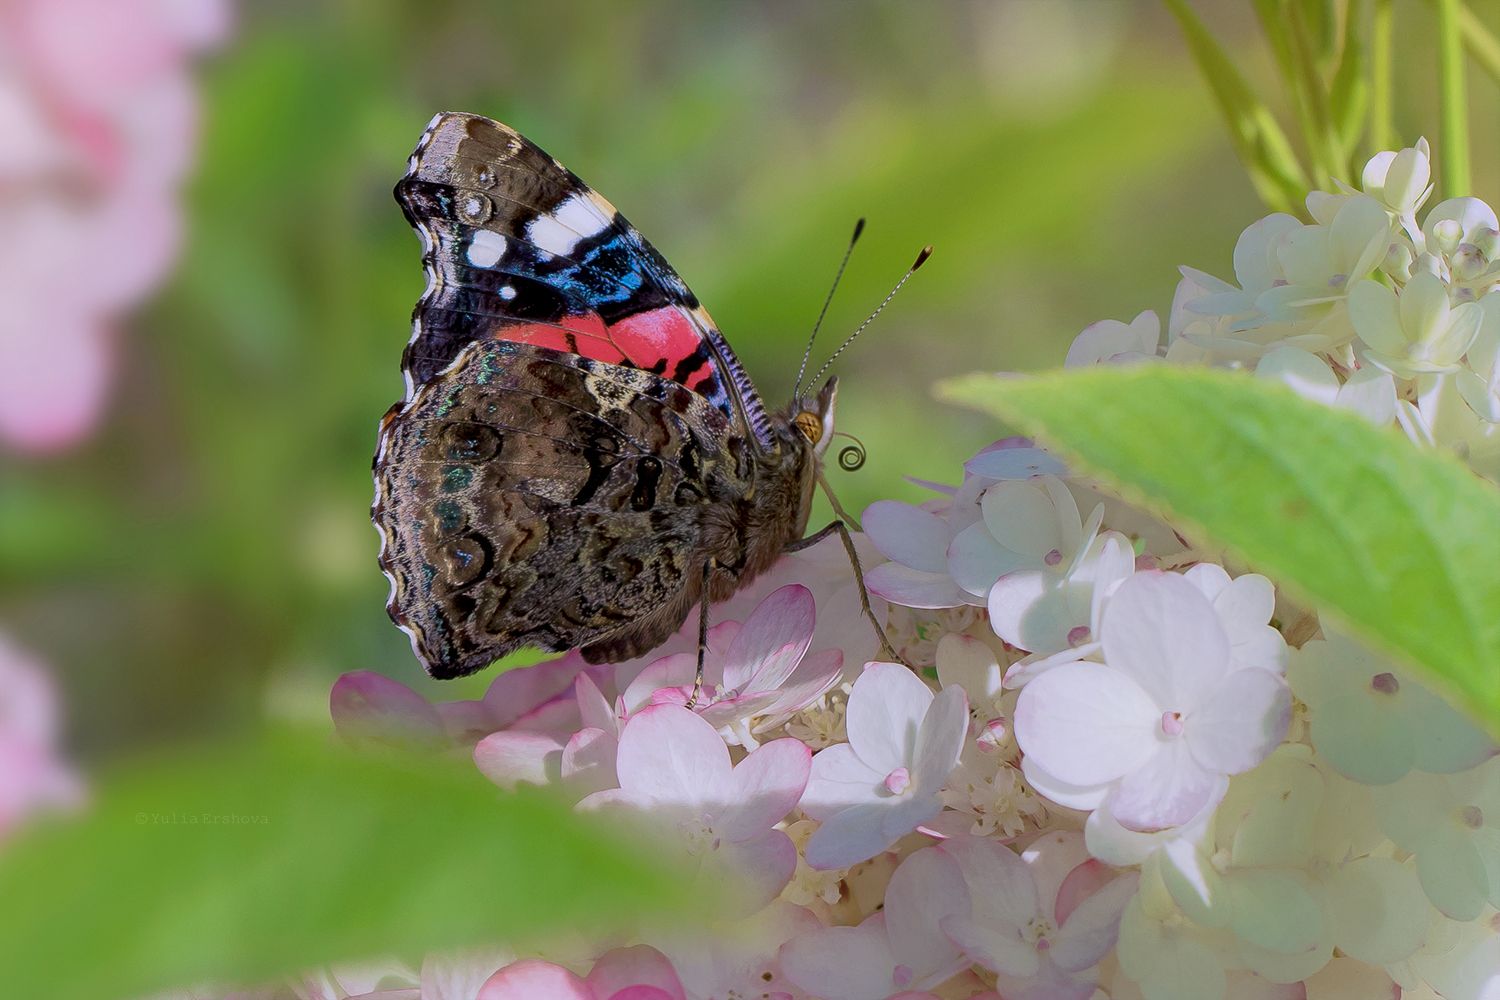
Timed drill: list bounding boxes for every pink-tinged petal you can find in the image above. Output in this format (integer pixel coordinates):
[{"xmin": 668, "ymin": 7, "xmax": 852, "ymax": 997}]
[
  {"xmin": 621, "ymin": 654, "xmax": 697, "ymax": 715},
  {"xmin": 1084, "ymin": 780, "xmax": 1225, "ymax": 867},
  {"xmin": 1107, "ymin": 741, "xmax": 1219, "ymax": 831},
  {"xmin": 1019, "ymin": 755, "xmax": 1109, "ymax": 813},
  {"xmin": 719, "ymin": 829, "xmax": 798, "ymax": 912},
  {"xmin": 1052, "ymin": 859, "xmax": 1113, "ymax": 926},
  {"xmin": 330, "ymin": 671, "xmax": 446, "ymax": 753},
  {"xmin": 575, "ymin": 673, "xmax": 617, "ymax": 735},
  {"xmin": 864, "ymin": 501, "xmax": 949, "ymax": 573},
  {"xmin": 805, "ymin": 802, "xmax": 902, "ymax": 870},
  {"xmin": 912, "ymin": 686, "xmax": 968, "ymax": 792},
  {"xmin": 1014, "ymin": 663, "xmax": 1158, "ymax": 786},
  {"xmin": 477, "ymin": 960, "xmax": 592, "ymax": 1000},
  {"xmin": 421, "ymin": 948, "xmax": 513, "ymax": 1000},
  {"xmin": 586, "ymin": 946, "xmax": 685, "ymax": 1000},
  {"xmin": 801, "ymin": 743, "xmax": 884, "ymax": 819},
  {"xmin": 1049, "ymin": 872, "xmax": 1140, "ymax": 972},
  {"xmin": 435, "ymin": 699, "xmax": 504, "ymax": 743},
  {"xmin": 759, "ymin": 648, "xmax": 843, "ymax": 721},
  {"xmin": 473, "ymin": 731, "xmax": 565, "ymax": 789},
  {"xmin": 865, "ymin": 562, "xmax": 970, "ymax": 609},
  {"xmin": 615, "ymin": 705, "xmax": 732, "ymax": 807},
  {"xmin": 720, "ymin": 738, "xmax": 811, "ymax": 841},
  {"xmin": 940, "ymin": 835, "xmax": 1041, "ymax": 930},
  {"xmin": 885, "ymin": 847, "xmax": 971, "ymax": 983},
  {"xmin": 561, "ymin": 727, "xmax": 619, "ymax": 797},
  {"xmin": 723, "ymin": 585, "xmax": 815, "ymax": 692},
  {"xmin": 1187, "ymin": 669, "xmax": 1290, "ymax": 775},
  {"xmin": 990, "ymin": 959, "xmax": 1100, "ymax": 1000},
  {"xmin": 1019, "ymin": 831, "xmax": 1091, "ymax": 920},
  {"xmin": 940, "ymin": 913, "xmax": 1039, "ymax": 977},
  {"xmin": 847, "ymin": 662, "xmax": 934, "ymax": 775},
  {"xmin": 1100, "ymin": 573, "xmax": 1233, "ymax": 708},
  {"xmin": 608, "ymin": 988, "xmax": 677, "ymax": 1000},
  {"xmin": 780, "ymin": 915, "xmax": 899, "ymax": 1000},
  {"xmin": 480, "ymin": 652, "xmax": 592, "ymax": 730}
]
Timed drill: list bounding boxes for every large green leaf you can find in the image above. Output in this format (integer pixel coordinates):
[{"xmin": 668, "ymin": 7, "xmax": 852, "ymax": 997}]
[
  {"xmin": 0, "ymin": 730, "xmax": 689, "ymax": 1000},
  {"xmin": 939, "ymin": 366, "xmax": 1500, "ymax": 732}
]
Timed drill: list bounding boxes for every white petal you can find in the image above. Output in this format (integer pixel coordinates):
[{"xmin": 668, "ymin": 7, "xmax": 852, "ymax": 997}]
[
  {"xmin": 1022, "ymin": 754, "xmax": 1110, "ymax": 812},
  {"xmin": 1014, "ymin": 662, "xmax": 1158, "ymax": 786},
  {"xmin": 884, "ymin": 847, "xmax": 971, "ymax": 981},
  {"xmin": 863, "ymin": 501, "xmax": 950, "ymax": 573},
  {"xmin": 1336, "ymin": 366, "xmax": 1398, "ymax": 425},
  {"xmin": 948, "ymin": 520, "xmax": 1028, "ymax": 597},
  {"xmin": 1108, "ymin": 740, "xmax": 1221, "ymax": 832},
  {"xmin": 940, "ymin": 834, "xmax": 1041, "ymax": 929},
  {"xmin": 1416, "ymin": 827, "xmax": 1489, "ymax": 920},
  {"xmin": 846, "ymin": 662, "xmax": 934, "ymax": 775},
  {"xmin": 1325, "ymin": 857, "xmax": 1430, "ymax": 963},
  {"xmin": 614, "ymin": 705, "xmax": 733, "ymax": 806},
  {"xmin": 720, "ymin": 738, "xmax": 810, "ymax": 841},
  {"xmin": 1227, "ymin": 869, "xmax": 1325, "ymax": 955},
  {"xmin": 934, "ymin": 633, "xmax": 1002, "ymax": 707},
  {"xmin": 940, "ymin": 914, "xmax": 1039, "ymax": 977},
  {"xmin": 912, "ymin": 686, "xmax": 968, "ymax": 792},
  {"xmin": 805, "ymin": 801, "xmax": 902, "ymax": 870},
  {"xmin": 779, "ymin": 915, "xmax": 897, "ymax": 1000},
  {"xmin": 1348, "ymin": 279, "xmax": 1405, "ymax": 354},
  {"xmin": 865, "ymin": 562, "xmax": 969, "ymax": 610},
  {"xmin": 801, "ymin": 743, "xmax": 884, "ymax": 819},
  {"xmin": 982, "ymin": 479, "xmax": 1072, "ymax": 559},
  {"xmin": 1187, "ymin": 669, "xmax": 1290, "ymax": 775},
  {"xmin": 1255, "ymin": 347, "xmax": 1340, "ymax": 406},
  {"xmin": 1100, "ymin": 572, "xmax": 1233, "ymax": 709}
]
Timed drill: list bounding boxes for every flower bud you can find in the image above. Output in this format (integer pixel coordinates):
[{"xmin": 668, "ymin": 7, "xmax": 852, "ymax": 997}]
[
  {"xmin": 1432, "ymin": 218, "xmax": 1464, "ymax": 255},
  {"xmin": 1452, "ymin": 244, "xmax": 1487, "ymax": 282},
  {"xmin": 1413, "ymin": 251, "xmax": 1448, "ymax": 282},
  {"xmin": 1381, "ymin": 242, "xmax": 1413, "ymax": 281}
]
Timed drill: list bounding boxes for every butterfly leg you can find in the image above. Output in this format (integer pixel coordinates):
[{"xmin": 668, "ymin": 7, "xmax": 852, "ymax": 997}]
[
  {"xmin": 784, "ymin": 520, "xmax": 907, "ymax": 666},
  {"xmin": 685, "ymin": 558, "xmax": 715, "ymax": 709}
]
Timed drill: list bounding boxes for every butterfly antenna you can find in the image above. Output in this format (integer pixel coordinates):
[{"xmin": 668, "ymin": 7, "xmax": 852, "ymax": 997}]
[
  {"xmin": 794, "ymin": 217, "xmax": 865, "ymax": 396},
  {"xmin": 807, "ymin": 244, "xmax": 932, "ymax": 389}
]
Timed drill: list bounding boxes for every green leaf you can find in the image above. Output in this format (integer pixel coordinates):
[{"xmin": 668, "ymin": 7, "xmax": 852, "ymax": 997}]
[
  {"xmin": 1329, "ymin": 0, "xmax": 1369, "ymax": 160},
  {"xmin": 0, "ymin": 730, "xmax": 690, "ymax": 1000},
  {"xmin": 1166, "ymin": 0, "xmax": 1310, "ymax": 214},
  {"xmin": 938, "ymin": 366, "xmax": 1500, "ymax": 734}
]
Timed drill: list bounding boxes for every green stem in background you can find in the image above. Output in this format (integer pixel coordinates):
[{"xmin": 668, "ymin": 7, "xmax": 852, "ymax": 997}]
[
  {"xmin": 1455, "ymin": 1, "xmax": 1500, "ymax": 84},
  {"xmin": 1330, "ymin": 0, "xmax": 1370, "ymax": 159},
  {"xmin": 1437, "ymin": 0, "xmax": 1471, "ymax": 194},
  {"xmin": 1370, "ymin": 0, "xmax": 1395, "ymax": 153},
  {"xmin": 1286, "ymin": 0, "xmax": 1346, "ymax": 186},
  {"xmin": 1164, "ymin": 0, "xmax": 1310, "ymax": 215}
]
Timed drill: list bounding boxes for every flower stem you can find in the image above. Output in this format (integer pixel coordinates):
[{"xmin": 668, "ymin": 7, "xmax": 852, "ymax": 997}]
[
  {"xmin": 1454, "ymin": 1, "xmax": 1500, "ymax": 83},
  {"xmin": 1437, "ymin": 0, "xmax": 1471, "ymax": 195},
  {"xmin": 1370, "ymin": 0, "xmax": 1395, "ymax": 152}
]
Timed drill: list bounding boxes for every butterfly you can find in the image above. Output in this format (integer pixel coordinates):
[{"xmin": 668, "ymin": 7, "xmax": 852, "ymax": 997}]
[{"xmin": 373, "ymin": 112, "xmax": 910, "ymax": 681}]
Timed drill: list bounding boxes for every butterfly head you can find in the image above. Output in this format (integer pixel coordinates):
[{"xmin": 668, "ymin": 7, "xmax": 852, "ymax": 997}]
[{"xmin": 791, "ymin": 376, "xmax": 839, "ymax": 459}]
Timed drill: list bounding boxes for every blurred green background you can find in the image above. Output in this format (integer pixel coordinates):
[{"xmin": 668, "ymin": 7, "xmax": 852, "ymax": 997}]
[{"xmin": 3, "ymin": 1, "xmax": 1494, "ymax": 757}]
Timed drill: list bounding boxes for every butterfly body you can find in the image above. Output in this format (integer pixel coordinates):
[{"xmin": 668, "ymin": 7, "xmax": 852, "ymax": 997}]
[{"xmin": 374, "ymin": 112, "xmax": 838, "ymax": 679}]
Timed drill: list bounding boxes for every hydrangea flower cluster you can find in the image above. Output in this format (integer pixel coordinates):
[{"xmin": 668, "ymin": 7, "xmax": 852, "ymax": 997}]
[
  {"xmin": 0, "ymin": 632, "xmax": 83, "ymax": 840},
  {"xmin": 313, "ymin": 140, "xmax": 1499, "ymax": 1000},
  {"xmin": 0, "ymin": 0, "xmax": 229, "ymax": 451}
]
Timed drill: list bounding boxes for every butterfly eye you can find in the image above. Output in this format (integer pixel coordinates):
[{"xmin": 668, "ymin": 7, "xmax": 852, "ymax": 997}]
[{"xmin": 794, "ymin": 411, "xmax": 823, "ymax": 444}]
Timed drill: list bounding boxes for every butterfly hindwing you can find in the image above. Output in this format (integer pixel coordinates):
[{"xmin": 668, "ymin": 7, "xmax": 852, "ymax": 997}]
[
  {"xmin": 374, "ymin": 340, "xmax": 755, "ymax": 678},
  {"xmin": 395, "ymin": 111, "xmax": 775, "ymax": 447}
]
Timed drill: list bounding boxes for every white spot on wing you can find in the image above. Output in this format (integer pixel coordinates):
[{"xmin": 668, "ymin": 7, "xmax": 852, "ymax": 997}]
[
  {"xmin": 467, "ymin": 230, "xmax": 507, "ymax": 268},
  {"xmin": 500, "ymin": 285, "xmax": 517, "ymax": 300},
  {"xmin": 527, "ymin": 193, "xmax": 610, "ymax": 257}
]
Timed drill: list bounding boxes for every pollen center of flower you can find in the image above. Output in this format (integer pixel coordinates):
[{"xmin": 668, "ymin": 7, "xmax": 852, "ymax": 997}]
[
  {"xmin": 892, "ymin": 964, "xmax": 914, "ymax": 988},
  {"xmin": 884, "ymin": 766, "xmax": 912, "ymax": 795},
  {"xmin": 677, "ymin": 814, "xmax": 720, "ymax": 855},
  {"xmin": 1160, "ymin": 710, "xmax": 1185, "ymax": 737},
  {"xmin": 1460, "ymin": 805, "xmax": 1484, "ymax": 829},
  {"xmin": 1370, "ymin": 672, "xmax": 1400, "ymax": 695},
  {"xmin": 1044, "ymin": 548, "xmax": 1063, "ymax": 566},
  {"xmin": 1024, "ymin": 916, "xmax": 1058, "ymax": 948},
  {"xmin": 1066, "ymin": 625, "xmax": 1091, "ymax": 647}
]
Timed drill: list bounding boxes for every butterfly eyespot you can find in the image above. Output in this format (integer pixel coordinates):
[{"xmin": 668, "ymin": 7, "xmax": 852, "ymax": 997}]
[
  {"xmin": 794, "ymin": 411, "xmax": 822, "ymax": 444},
  {"xmin": 473, "ymin": 165, "xmax": 497, "ymax": 189},
  {"xmin": 458, "ymin": 191, "xmax": 493, "ymax": 223}
]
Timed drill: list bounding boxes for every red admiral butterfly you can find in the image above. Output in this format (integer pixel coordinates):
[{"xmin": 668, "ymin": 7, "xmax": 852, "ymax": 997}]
[{"xmin": 374, "ymin": 112, "xmax": 918, "ymax": 683}]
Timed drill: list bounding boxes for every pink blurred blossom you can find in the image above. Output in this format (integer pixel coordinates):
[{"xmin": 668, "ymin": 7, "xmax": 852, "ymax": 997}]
[
  {"xmin": 0, "ymin": 0, "xmax": 229, "ymax": 451},
  {"xmin": 0, "ymin": 631, "xmax": 82, "ymax": 839},
  {"xmin": 478, "ymin": 946, "xmax": 685, "ymax": 1000}
]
